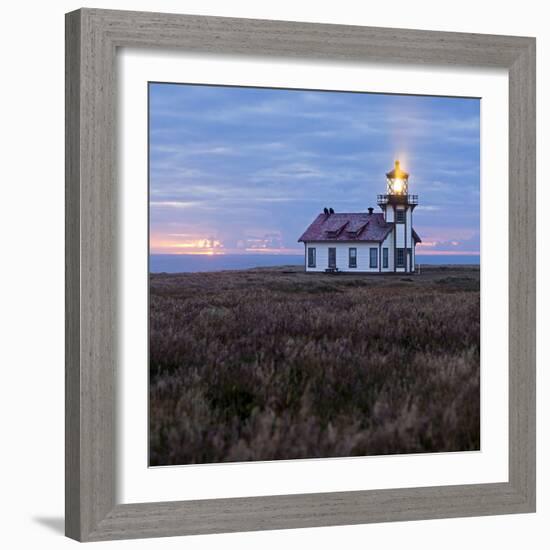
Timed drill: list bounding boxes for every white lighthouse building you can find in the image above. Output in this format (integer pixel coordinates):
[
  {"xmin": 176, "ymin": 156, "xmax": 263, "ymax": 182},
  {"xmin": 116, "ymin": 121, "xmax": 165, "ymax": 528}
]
[{"xmin": 298, "ymin": 161, "xmax": 421, "ymax": 273}]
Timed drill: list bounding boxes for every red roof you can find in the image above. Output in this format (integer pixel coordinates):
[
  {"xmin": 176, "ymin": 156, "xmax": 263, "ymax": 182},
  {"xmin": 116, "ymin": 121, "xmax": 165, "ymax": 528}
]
[
  {"xmin": 298, "ymin": 212, "xmax": 422, "ymax": 243},
  {"xmin": 298, "ymin": 212, "xmax": 389, "ymax": 242}
]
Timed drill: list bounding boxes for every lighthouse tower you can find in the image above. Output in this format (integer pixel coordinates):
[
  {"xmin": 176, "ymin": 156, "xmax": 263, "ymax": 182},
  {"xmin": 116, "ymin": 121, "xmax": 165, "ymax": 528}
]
[{"xmin": 377, "ymin": 160, "xmax": 419, "ymax": 273}]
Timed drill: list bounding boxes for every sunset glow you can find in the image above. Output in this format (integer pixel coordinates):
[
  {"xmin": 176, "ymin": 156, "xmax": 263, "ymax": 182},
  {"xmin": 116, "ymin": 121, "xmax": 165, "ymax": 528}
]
[
  {"xmin": 150, "ymin": 235, "xmax": 225, "ymax": 255},
  {"xmin": 414, "ymin": 249, "xmax": 480, "ymax": 256}
]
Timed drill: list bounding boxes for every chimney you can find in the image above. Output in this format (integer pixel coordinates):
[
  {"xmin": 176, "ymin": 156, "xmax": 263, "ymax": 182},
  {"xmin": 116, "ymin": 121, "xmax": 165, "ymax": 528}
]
[{"xmin": 368, "ymin": 207, "xmax": 374, "ymax": 214}]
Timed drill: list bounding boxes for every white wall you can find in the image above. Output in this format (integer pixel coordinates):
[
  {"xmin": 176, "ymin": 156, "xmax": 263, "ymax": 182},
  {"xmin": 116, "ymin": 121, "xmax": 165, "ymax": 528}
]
[
  {"xmin": 1, "ymin": 2, "xmax": 547, "ymax": 550},
  {"xmin": 306, "ymin": 241, "xmax": 393, "ymax": 272},
  {"xmin": 395, "ymin": 219, "xmax": 405, "ymax": 247},
  {"xmin": 382, "ymin": 231, "xmax": 395, "ymax": 271},
  {"xmin": 391, "ymin": 206, "xmax": 415, "ymax": 271},
  {"xmin": 411, "ymin": 208, "xmax": 417, "ymax": 269},
  {"xmin": 405, "ymin": 207, "xmax": 413, "ymax": 245}
]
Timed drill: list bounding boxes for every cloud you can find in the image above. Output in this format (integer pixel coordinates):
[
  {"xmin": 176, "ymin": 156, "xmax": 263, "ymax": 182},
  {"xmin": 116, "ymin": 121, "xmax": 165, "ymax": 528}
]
[
  {"xmin": 149, "ymin": 83, "xmax": 480, "ymax": 255},
  {"xmin": 251, "ymin": 162, "xmax": 325, "ymax": 182},
  {"xmin": 152, "ymin": 144, "xmax": 236, "ymax": 156},
  {"xmin": 150, "ymin": 200, "xmax": 201, "ymax": 209},
  {"xmin": 415, "ymin": 230, "xmax": 480, "ymax": 254}
]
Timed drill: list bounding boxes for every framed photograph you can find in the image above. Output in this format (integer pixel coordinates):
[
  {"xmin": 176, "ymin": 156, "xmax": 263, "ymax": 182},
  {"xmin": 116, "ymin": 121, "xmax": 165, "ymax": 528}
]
[{"xmin": 65, "ymin": 8, "xmax": 535, "ymax": 542}]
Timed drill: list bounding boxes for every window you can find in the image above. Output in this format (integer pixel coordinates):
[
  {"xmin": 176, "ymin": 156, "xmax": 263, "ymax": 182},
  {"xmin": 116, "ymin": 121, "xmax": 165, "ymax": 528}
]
[
  {"xmin": 307, "ymin": 247, "xmax": 316, "ymax": 268},
  {"xmin": 382, "ymin": 247, "xmax": 389, "ymax": 268},
  {"xmin": 369, "ymin": 248, "xmax": 378, "ymax": 268},
  {"xmin": 349, "ymin": 247, "xmax": 357, "ymax": 268},
  {"xmin": 396, "ymin": 248, "xmax": 405, "ymax": 268},
  {"xmin": 396, "ymin": 209, "xmax": 405, "ymax": 223},
  {"xmin": 328, "ymin": 247, "xmax": 336, "ymax": 268}
]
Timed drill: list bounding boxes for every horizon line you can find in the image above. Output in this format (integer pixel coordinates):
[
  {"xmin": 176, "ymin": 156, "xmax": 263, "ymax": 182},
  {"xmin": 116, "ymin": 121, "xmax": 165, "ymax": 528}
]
[{"xmin": 149, "ymin": 251, "xmax": 481, "ymax": 257}]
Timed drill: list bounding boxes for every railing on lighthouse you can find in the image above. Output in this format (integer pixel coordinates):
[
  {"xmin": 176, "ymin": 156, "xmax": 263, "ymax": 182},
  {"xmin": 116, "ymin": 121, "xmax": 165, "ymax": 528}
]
[{"xmin": 377, "ymin": 193, "xmax": 418, "ymax": 206}]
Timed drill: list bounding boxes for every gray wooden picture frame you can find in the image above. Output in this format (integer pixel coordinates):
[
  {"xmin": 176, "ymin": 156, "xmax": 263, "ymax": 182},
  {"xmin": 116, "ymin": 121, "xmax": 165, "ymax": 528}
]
[{"xmin": 65, "ymin": 8, "xmax": 536, "ymax": 542}]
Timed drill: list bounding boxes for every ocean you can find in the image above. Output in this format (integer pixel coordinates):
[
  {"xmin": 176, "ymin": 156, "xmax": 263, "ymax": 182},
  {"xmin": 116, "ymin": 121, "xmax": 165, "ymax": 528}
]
[{"xmin": 150, "ymin": 254, "xmax": 480, "ymax": 273}]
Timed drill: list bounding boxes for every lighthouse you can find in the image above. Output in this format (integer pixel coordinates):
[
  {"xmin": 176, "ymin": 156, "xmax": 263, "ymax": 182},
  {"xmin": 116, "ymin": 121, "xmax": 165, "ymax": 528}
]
[
  {"xmin": 377, "ymin": 161, "xmax": 419, "ymax": 272},
  {"xmin": 298, "ymin": 160, "xmax": 420, "ymax": 274}
]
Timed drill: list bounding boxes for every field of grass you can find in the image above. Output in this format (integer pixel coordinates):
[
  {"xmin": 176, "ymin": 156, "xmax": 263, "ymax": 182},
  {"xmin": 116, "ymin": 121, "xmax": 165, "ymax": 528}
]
[{"xmin": 149, "ymin": 265, "xmax": 480, "ymax": 466}]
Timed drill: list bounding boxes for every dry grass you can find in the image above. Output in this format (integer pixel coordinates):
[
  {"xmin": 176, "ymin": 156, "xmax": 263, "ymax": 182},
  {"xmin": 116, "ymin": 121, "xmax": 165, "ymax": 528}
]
[{"xmin": 149, "ymin": 265, "xmax": 480, "ymax": 465}]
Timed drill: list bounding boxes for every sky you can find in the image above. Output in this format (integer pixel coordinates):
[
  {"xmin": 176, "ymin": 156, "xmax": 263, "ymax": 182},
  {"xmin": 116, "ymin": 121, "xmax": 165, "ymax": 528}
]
[{"xmin": 149, "ymin": 83, "xmax": 480, "ymax": 256}]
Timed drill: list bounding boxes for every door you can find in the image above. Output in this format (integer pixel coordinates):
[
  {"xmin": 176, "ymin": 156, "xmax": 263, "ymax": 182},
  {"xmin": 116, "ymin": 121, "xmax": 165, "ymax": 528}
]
[{"xmin": 328, "ymin": 247, "xmax": 336, "ymax": 268}]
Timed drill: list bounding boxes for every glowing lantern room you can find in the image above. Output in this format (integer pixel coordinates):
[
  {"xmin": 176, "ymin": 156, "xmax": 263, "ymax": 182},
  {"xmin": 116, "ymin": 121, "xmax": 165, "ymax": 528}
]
[
  {"xmin": 386, "ymin": 160, "xmax": 409, "ymax": 195},
  {"xmin": 377, "ymin": 160, "xmax": 418, "ymax": 210}
]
